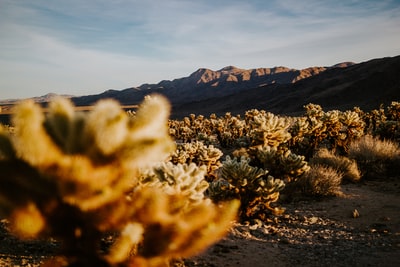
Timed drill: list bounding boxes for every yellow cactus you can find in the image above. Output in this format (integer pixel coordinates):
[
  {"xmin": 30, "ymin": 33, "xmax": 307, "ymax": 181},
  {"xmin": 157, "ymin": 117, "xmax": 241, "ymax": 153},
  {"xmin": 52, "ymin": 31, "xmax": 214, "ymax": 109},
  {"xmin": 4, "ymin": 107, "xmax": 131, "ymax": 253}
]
[
  {"xmin": 210, "ymin": 155, "xmax": 285, "ymax": 221},
  {"xmin": 248, "ymin": 112, "xmax": 291, "ymax": 147},
  {"xmin": 170, "ymin": 141, "xmax": 223, "ymax": 180}
]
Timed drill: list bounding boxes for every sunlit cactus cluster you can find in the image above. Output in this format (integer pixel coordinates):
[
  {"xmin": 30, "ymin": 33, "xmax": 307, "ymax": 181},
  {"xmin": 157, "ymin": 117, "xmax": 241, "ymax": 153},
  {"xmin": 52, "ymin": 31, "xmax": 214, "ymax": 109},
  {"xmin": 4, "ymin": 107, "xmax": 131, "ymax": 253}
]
[
  {"xmin": 168, "ymin": 112, "xmax": 249, "ymax": 147},
  {"xmin": 287, "ymin": 104, "xmax": 365, "ymax": 157},
  {"xmin": 361, "ymin": 101, "xmax": 400, "ymax": 141},
  {"xmin": 169, "ymin": 141, "xmax": 223, "ymax": 180},
  {"xmin": 139, "ymin": 162, "xmax": 210, "ymax": 208},
  {"xmin": 246, "ymin": 110, "xmax": 292, "ymax": 148},
  {"xmin": 167, "ymin": 102, "xmax": 400, "ymax": 219},
  {"xmin": 208, "ymin": 155, "xmax": 285, "ymax": 221},
  {"xmin": 253, "ymin": 146, "xmax": 310, "ymax": 182}
]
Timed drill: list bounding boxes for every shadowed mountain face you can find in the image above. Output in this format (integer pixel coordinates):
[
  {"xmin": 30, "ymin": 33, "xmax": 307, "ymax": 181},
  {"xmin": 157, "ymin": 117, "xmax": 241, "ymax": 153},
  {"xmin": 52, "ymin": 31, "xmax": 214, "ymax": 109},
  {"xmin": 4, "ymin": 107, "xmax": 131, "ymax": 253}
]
[
  {"xmin": 75, "ymin": 56, "xmax": 398, "ymax": 118},
  {"xmin": 168, "ymin": 56, "xmax": 400, "ymax": 118}
]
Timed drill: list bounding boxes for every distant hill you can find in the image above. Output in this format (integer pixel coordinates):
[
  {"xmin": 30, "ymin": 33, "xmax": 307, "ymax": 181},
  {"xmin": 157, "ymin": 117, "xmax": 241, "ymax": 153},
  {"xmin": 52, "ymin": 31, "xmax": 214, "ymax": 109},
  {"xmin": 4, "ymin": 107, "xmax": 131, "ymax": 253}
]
[
  {"xmin": 1, "ymin": 56, "xmax": 399, "ymax": 122},
  {"xmin": 0, "ymin": 93, "xmax": 73, "ymax": 105}
]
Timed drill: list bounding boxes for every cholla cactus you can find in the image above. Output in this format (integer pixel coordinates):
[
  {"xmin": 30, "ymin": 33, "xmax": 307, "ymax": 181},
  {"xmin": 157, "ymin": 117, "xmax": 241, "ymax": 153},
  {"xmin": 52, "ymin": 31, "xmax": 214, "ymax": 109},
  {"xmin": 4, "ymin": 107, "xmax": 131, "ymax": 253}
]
[
  {"xmin": 386, "ymin": 101, "xmax": 400, "ymax": 121},
  {"xmin": 168, "ymin": 119, "xmax": 195, "ymax": 143},
  {"xmin": 367, "ymin": 102, "xmax": 400, "ymax": 142},
  {"xmin": 363, "ymin": 105, "xmax": 386, "ymax": 134},
  {"xmin": 279, "ymin": 150, "xmax": 310, "ymax": 180},
  {"xmin": 375, "ymin": 120, "xmax": 400, "ymax": 142},
  {"xmin": 304, "ymin": 103, "xmax": 324, "ymax": 119},
  {"xmin": 294, "ymin": 104, "xmax": 328, "ymax": 158},
  {"xmin": 336, "ymin": 110, "xmax": 365, "ymax": 152},
  {"xmin": 248, "ymin": 112, "xmax": 292, "ymax": 147},
  {"xmin": 170, "ymin": 141, "xmax": 223, "ymax": 180},
  {"xmin": 323, "ymin": 110, "xmax": 342, "ymax": 140},
  {"xmin": 315, "ymin": 109, "xmax": 366, "ymax": 154},
  {"xmin": 211, "ymin": 113, "xmax": 248, "ymax": 147},
  {"xmin": 0, "ymin": 95, "xmax": 238, "ymax": 267},
  {"xmin": 288, "ymin": 116, "xmax": 309, "ymax": 144},
  {"xmin": 209, "ymin": 156, "xmax": 285, "ymax": 221},
  {"xmin": 169, "ymin": 112, "xmax": 249, "ymax": 148},
  {"xmin": 139, "ymin": 162, "xmax": 210, "ymax": 208},
  {"xmin": 169, "ymin": 114, "xmax": 218, "ymax": 145},
  {"xmin": 244, "ymin": 108, "xmax": 265, "ymax": 122},
  {"xmin": 254, "ymin": 146, "xmax": 310, "ymax": 182},
  {"xmin": 294, "ymin": 104, "xmax": 365, "ymax": 157}
]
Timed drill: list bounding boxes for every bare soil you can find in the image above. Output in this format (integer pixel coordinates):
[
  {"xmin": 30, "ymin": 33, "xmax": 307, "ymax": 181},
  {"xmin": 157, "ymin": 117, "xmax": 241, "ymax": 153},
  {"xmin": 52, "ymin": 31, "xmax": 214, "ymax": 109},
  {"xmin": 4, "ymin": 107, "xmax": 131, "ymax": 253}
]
[{"xmin": 1, "ymin": 179, "xmax": 399, "ymax": 267}]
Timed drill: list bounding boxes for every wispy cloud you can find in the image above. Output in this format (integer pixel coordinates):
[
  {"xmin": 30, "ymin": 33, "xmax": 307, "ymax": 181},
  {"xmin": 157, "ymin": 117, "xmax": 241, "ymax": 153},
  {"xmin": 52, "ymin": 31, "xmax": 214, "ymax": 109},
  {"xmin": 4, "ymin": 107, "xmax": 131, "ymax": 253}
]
[{"xmin": 0, "ymin": 0, "xmax": 399, "ymax": 99}]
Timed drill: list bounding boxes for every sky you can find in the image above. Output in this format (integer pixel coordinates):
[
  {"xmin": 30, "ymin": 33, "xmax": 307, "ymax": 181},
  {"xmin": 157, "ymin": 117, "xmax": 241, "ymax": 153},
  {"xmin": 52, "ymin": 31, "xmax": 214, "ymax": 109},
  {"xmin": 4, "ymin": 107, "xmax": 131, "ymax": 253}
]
[{"xmin": 1, "ymin": 0, "xmax": 400, "ymax": 99}]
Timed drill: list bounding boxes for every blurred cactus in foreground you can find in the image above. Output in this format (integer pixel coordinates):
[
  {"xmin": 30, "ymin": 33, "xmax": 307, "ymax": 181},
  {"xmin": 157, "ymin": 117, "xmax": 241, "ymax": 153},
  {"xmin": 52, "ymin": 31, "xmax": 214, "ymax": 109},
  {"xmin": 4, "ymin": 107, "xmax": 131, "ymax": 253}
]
[{"xmin": 0, "ymin": 95, "xmax": 238, "ymax": 267}]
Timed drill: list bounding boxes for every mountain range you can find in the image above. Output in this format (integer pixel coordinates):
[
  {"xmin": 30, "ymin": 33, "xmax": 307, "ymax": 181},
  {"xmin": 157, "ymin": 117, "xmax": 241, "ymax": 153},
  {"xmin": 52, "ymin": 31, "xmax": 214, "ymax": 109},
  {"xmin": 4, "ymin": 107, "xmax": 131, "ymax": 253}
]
[
  {"xmin": 1, "ymin": 55, "xmax": 400, "ymax": 120},
  {"xmin": 69, "ymin": 64, "xmax": 346, "ymax": 108}
]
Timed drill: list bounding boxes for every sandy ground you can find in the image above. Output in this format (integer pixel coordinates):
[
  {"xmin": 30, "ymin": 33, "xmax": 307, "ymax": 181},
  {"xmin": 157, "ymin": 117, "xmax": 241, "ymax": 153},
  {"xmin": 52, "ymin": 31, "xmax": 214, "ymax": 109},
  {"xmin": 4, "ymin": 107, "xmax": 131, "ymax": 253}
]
[
  {"xmin": 0, "ymin": 179, "xmax": 399, "ymax": 267},
  {"xmin": 184, "ymin": 179, "xmax": 400, "ymax": 267}
]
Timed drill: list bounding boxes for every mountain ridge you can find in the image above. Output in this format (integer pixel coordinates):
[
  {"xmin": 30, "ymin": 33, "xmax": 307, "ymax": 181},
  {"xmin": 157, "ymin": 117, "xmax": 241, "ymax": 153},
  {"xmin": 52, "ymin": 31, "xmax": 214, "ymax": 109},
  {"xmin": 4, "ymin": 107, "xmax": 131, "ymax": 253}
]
[
  {"xmin": 69, "ymin": 61, "xmax": 354, "ymax": 108},
  {"xmin": 137, "ymin": 63, "xmax": 351, "ymax": 91},
  {"xmin": 0, "ymin": 62, "xmax": 354, "ymax": 105},
  {"xmin": 1, "ymin": 56, "xmax": 399, "ymax": 122},
  {"xmin": 170, "ymin": 56, "xmax": 400, "ymax": 118}
]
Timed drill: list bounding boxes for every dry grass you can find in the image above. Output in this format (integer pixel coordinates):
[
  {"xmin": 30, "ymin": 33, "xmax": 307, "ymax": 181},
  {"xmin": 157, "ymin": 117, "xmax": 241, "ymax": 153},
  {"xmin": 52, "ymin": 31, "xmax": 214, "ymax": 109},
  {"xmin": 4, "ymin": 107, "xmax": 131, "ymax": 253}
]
[
  {"xmin": 349, "ymin": 135, "xmax": 399, "ymax": 161},
  {"xmin": 348, "ymin": 135, "xmax": 400, "ymax": 179},
  {"xmin": 310, "ymin": 148, "xmax": 361, "ymax": 183},
  {"xmin": 297, "ymin": 165, "xmax": 343, "ymax": 197}
]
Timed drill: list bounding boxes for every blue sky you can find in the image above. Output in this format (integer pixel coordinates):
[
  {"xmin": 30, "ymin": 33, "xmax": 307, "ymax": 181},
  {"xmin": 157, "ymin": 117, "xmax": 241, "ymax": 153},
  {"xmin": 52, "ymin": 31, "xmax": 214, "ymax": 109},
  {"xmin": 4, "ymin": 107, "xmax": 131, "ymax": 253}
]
[{"xmin": 1, "ymin": 0, "xmax": 400, "ymax": 99}]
